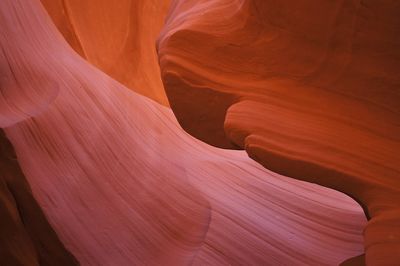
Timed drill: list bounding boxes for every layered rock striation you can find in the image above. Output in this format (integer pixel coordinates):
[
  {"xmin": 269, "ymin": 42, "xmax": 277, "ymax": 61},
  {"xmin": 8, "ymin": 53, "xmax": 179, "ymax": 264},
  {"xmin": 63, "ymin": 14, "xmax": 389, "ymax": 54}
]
[{"xmin": 157, "ymin": 0, "xmax": 400, "ymax": 264}]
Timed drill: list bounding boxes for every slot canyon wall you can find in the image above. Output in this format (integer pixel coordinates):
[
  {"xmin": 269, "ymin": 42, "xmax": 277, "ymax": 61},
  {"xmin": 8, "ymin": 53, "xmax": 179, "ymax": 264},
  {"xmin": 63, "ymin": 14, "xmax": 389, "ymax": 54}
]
[
  {"xmin": 0, "ymin": 0, "xmax": 398, "ymax": 265},
  {"xmin": 157, "ymin": 0, "xmax": 400, "ymax": 264}
]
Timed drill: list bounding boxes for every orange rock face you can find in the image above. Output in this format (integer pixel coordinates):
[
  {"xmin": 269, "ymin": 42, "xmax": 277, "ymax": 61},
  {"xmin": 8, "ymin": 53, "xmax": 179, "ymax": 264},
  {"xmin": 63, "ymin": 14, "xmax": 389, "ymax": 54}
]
[
  {"xmin": 41, "ymin": 0, "xmax": 171, "ymax": 106},
  {"xmin": 157, "ymin": 0, "xmax": 400, "ymax": 264}
]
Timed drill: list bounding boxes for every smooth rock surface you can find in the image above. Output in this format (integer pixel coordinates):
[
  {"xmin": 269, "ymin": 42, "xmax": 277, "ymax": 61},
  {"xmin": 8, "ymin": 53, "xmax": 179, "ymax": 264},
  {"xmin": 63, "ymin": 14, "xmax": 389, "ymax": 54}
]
[{"xmin": 41, "ymin": 0, "xmax": 171, "ymax": 106}]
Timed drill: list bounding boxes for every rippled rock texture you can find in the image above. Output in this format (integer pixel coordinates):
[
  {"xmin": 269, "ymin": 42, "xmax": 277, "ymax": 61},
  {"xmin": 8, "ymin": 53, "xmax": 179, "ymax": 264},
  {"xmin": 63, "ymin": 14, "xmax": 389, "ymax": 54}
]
[{"xmin": 0, "ymin": 0, "xmax": 397, "ymax": 265}]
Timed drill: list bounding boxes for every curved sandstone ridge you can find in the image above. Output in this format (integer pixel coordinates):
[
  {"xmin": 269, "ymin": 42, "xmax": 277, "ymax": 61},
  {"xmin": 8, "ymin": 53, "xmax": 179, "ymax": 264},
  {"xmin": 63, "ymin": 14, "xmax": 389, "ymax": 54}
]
[
  {"xmin": 0, "ymin": 0, "xmax": 367, "ymax": 265},
  {"xmin": 157, "ymin": 0, "xmax": 400, "ymax": 264},
  {"xmin": 0, "ymin": 1, "xmax": 61, "ymax": 127},
  {"xmin": 41, "ymin": 0, "xmax": 170, "ymax": 106}
]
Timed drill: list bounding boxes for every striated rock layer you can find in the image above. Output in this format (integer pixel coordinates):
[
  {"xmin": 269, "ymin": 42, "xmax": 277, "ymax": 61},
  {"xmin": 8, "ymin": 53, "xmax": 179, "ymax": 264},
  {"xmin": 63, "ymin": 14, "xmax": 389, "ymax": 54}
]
[
  {"xmin": 157, "ymin": 0, "xmax": 400, "ymax": 264},
  {"xmin": 0, "ymin": 0, "xmax": 367, "ymax": 265}
]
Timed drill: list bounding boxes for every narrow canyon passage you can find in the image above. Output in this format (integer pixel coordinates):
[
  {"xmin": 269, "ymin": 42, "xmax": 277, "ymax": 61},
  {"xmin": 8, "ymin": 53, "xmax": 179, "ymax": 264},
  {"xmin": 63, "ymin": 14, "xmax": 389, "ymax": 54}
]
[{"xmin": 1, "ymin": 0, "xmax": 398, "ymax": 265}]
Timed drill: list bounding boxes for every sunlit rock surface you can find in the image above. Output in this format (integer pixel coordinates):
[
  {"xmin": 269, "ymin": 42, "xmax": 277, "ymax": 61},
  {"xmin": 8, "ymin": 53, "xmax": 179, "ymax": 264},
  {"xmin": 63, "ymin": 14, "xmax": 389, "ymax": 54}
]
[{"xmin": 41, "ymin": 0, "xmax": 170, "ymax": 106}]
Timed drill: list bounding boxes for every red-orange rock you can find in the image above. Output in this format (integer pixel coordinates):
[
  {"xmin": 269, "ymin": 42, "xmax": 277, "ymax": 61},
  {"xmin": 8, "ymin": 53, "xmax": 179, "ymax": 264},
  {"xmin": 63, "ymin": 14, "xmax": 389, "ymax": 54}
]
[{"xmin": 157, "ymin": 0, "xmax": 400, "ymax": 264}]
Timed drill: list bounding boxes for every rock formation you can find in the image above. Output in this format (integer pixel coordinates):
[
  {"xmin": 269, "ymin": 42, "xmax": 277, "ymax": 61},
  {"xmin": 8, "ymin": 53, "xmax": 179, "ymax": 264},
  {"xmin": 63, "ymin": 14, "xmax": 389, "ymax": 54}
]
[
  {"xmin": 158, "ymin": 1, "xmax": 400, "ymax": 264},
  {"xmin": 2, "ymin": 0, "xmax": 398, "ymax": 265}
]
